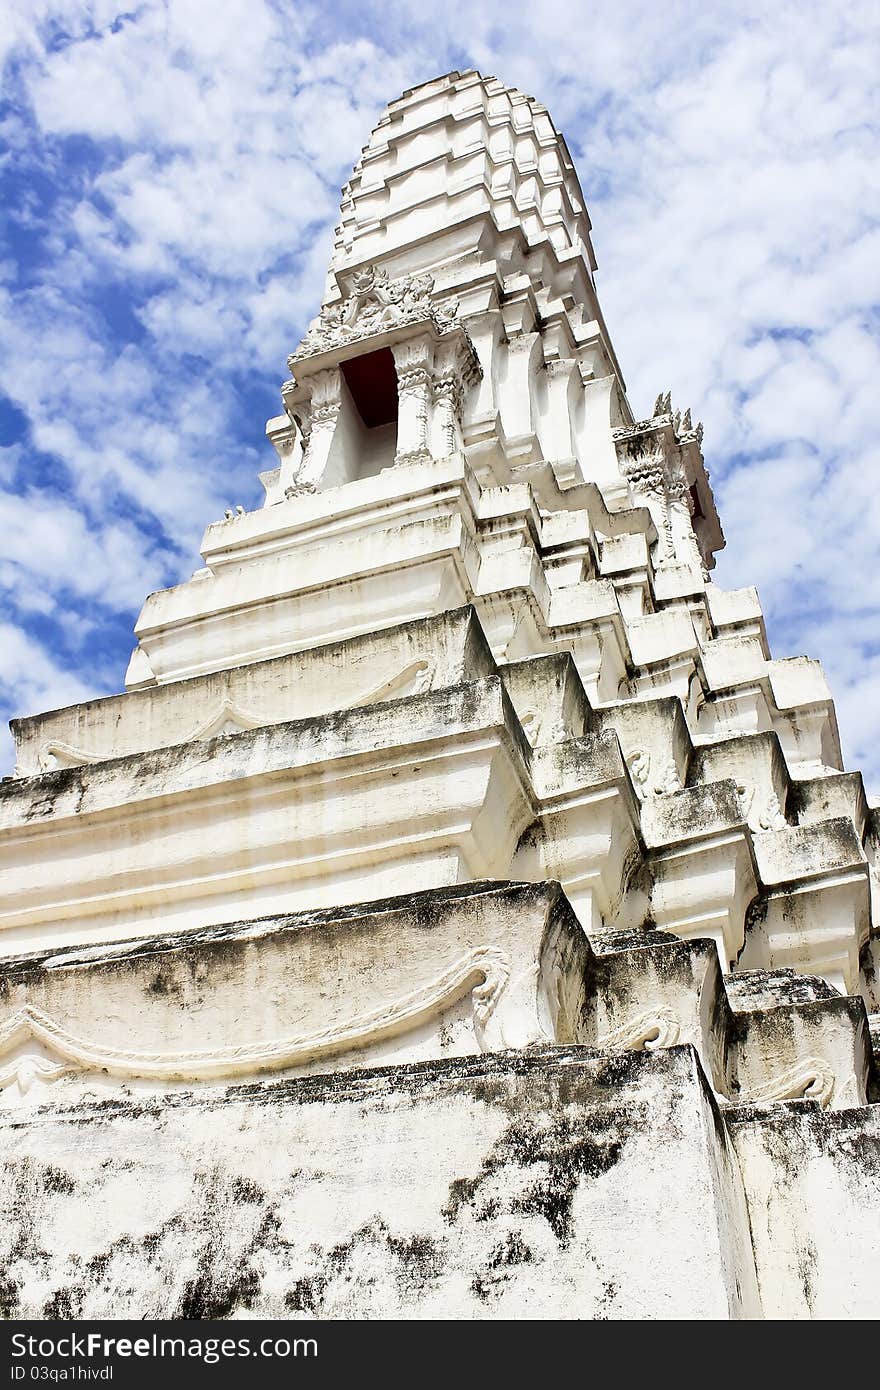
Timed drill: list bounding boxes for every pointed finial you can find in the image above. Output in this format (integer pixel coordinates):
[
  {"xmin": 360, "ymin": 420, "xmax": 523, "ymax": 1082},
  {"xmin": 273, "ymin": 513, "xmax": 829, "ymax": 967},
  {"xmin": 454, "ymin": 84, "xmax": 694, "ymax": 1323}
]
[
  {"xmin": 695, "ymin": 421, "xmax": 704, "ymax": 443},
  {"xmin": 681, "ymin": 408, "xmax": 692, "ymax": 432},
  {"xmin": 653, "ymin": 392, "xmax": 665, "ymax": 417},
  {"xmin": 663, "ymin": 390, "xmax": 672, "ymax": 413},
  {"xmin": 673, "ymin": 409, "xmax": 681, "ymax": 432}
]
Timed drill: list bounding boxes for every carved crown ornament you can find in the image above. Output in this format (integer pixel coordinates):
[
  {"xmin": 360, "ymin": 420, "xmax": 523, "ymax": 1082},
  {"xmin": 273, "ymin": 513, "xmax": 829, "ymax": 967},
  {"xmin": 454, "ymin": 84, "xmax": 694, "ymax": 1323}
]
[
  {"xmin": 612, "ymin": 390, "xmax": 724, "ymax": 572},
  {"xmin": 613, "ymin": 403, "xmax": 703, "ymax": 459},
  {"xmin": 288, "ymin": 265, "xmax": 474, "ymax": 370},
  {"xmin": 613, "ymin": 391, "xmax": 704, "ymax": 445}
]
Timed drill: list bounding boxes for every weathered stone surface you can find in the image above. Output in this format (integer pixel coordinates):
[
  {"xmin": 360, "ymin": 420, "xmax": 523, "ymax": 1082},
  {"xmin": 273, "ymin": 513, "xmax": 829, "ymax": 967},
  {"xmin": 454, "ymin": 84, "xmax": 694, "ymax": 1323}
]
[
  {"xmin": 0, "ymin": 1047, "xmax": 759, "ymax": 1320},
  {"xmin": 728, "ymin": 1103, "xmax": 880, "ymax": 1318},
  {"xmin": 1, "ymin": 67, "xmax": 877, "ymax": 1319}
]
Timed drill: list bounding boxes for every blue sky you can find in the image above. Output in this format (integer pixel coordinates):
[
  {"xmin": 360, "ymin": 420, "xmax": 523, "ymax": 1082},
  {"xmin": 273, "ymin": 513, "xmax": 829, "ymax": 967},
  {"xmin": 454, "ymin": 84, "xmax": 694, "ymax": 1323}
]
[{"xmin": 0, "ymin": 0, "xmax": 878, "ymax": 795}]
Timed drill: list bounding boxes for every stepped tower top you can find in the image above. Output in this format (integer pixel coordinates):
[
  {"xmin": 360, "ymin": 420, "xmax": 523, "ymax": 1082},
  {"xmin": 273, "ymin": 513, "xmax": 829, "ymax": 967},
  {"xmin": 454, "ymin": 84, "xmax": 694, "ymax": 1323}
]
[{"xmin": 271, "ymin": 70, "xmax": 723, "ymax": 570}]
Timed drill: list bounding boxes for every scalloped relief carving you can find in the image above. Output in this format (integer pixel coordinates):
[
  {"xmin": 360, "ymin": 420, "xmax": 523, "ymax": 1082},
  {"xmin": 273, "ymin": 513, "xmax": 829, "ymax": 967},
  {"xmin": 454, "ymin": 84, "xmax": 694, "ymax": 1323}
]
[
  {"xmin": 0, "ymin": 944, "xmax": 509, "ymax": 1093},
  {"xmin": 37, "ymin": 741, "xmax": 102, "ymax": 773},
  {"xmin": 739, "ymin": 1057, "xmax": 836, "ymax": 1109},
  {"xmin": 597, "ymin": 1006, "xmax": 681, "ymax": 1052},
  {"xmin": 31, "ymin": 660, "xmax": 437, "ymax": 772}
]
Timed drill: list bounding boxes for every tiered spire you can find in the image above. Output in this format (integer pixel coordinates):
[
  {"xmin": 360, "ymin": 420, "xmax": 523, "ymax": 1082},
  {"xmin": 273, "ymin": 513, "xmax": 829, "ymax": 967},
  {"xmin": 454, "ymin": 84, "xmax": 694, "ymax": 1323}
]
[{"xmin": 0, "ymin": 72, "xmax": 876, "ymax": 1323}]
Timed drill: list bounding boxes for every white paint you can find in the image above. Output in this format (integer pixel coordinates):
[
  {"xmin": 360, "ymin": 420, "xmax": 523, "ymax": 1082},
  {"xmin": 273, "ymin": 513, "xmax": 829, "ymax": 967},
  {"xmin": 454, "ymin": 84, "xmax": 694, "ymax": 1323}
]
[{"xmin": 0, "ymin": 69, "xmax": 877, "ymax": 1321}]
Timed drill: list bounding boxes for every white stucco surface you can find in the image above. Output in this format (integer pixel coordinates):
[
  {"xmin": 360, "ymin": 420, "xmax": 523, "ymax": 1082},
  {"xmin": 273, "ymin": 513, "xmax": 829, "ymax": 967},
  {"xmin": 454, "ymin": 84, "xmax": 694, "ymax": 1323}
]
[{"xmin": 1, "ymin": 69, "xmax": 877, "ymax": 1319}]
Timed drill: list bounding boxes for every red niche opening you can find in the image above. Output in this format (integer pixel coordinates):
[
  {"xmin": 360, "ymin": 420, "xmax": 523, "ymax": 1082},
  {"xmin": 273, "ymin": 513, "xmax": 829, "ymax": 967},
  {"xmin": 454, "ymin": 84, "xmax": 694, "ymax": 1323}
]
[{"xmin": 341, "ymin": 347, "xmax": 399, "ymax": 429}]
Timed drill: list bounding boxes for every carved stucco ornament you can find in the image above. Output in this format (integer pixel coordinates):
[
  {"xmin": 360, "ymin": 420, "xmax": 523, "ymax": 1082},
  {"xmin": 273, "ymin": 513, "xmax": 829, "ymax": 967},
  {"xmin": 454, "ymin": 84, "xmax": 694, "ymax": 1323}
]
[
  {"xmin": 597, "ymin": 1006, "xmax": 682, "ymax": 1052},
  {"xmin": 288, "ymin": 265, "xmax": 464, "ymax": 367},
  {"xmin": 613, "ymin": 397, "xmax": 716, "ymax": 570},
  {"xmin": 737, "ymin": 1057, "xmax": 836, "ymax": 1109},
  {"xmin": 627, "ymin": 749, "xmax": 682, "ymax": 800},
  {"xmin": 0, "ymin": 945, "xmax": 510, "ymax": 1094},
  {"xmin": 736, "ymin": 784, "xmax": 788, "ymax": 835}
]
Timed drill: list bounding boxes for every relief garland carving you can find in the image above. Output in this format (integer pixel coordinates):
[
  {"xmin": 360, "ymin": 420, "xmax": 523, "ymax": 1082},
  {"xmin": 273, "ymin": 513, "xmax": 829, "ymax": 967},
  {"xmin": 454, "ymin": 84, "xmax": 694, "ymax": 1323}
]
[
  {"xmin": 596, "ymin": 1006, "xmax": 681, "ymax": 1052},
  {"xmin": 738, "ymin": 1057, "xmax": 836, "ymax": 1109},
  {"xmin": 32, "ymin": 660, "xmax": 437, "ymax": 772},
  {"xmin": 0, "ymin": 944, "xmax": 510, "ymax": 1091}
]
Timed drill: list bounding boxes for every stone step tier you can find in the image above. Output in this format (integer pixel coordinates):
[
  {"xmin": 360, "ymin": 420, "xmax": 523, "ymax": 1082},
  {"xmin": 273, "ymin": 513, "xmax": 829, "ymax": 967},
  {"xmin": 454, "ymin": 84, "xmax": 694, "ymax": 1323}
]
[
  {"xmin": 0, "ymin": 882, "xmax": 875, "ymax": 1116},
  {"xmin": 7, "ymin": 602, "xmax": 879, "ymax": 1006}
]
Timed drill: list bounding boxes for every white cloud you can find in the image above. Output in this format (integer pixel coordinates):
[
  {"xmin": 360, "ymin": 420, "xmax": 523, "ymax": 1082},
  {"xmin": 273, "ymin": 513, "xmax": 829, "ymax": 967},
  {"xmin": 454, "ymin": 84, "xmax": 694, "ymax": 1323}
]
[{"xmin": 0, "ymin": 618, "xmax": 102, "ymax": 773}]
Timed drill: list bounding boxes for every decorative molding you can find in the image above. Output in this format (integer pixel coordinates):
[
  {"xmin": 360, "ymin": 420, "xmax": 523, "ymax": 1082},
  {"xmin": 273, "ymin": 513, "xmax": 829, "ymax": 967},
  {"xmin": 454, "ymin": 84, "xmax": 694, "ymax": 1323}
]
[
  {"xmin": 0, "ymin": 946, "xmax": 510, "ymax": 1087},
  {"xmin": 628, "ymin": 750, "xmax": 681, "ymax": 800},
  {"xmin": 0, "ymin": 1054, "xmax": 75, "ymax": 1096},
  {"xmin": 26, "ymin": 660, "xmax": 437, "ymax": 773},
  {"xmin": 597, "ymin": 1007, "xmax": 681, "ymax": 1052},
  {"xmin": 289, "ymin": 266, "xmax": 461, "ymax": 366},
  {"xmin": 736, "ymin": 784, "xmax": 788, "ymax": 835},
  {"xmin": 38, "ymin": 742, "xmax": 101, "ymax": 773},
  {"xmin": 741, "ymin": 1057, "xmax": 835, "ymax": 1109}
]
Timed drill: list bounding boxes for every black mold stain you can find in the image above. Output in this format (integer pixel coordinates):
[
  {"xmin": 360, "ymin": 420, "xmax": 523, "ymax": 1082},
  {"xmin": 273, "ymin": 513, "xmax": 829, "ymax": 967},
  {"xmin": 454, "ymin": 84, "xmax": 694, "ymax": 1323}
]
[
  {"xmin": 444, "ymin": 1110, "xmax": 624, "ymax": 1247},
  {"xmin": 178, "ymin": 1264, "xmax": 260, "ymax": 1321},
  {"xmin": 470, "ymin": 1230, "xmax": 533, "ymax": 1301},
  {"xmin": 42, "ymin": 1286, "xmax": 84, "ymax": 1319},
  {"xmin": 229, "ymin": 1176, "xmax": 266, "ymax": 1205},
  {"xmin": 42, "ymin": 1164, "xmax": 75, "ymax": 1195},
  {"xmin": 284, "ymin": 1275, "xmax": 325, "ymax": 1314},
  {"xmin": 0, "ymin": 1273, "xmax": 20, "ymax": 1320},
  {"xmin": 284, "ymin": 1217, "xmax": 445, "ymax": 1315}
]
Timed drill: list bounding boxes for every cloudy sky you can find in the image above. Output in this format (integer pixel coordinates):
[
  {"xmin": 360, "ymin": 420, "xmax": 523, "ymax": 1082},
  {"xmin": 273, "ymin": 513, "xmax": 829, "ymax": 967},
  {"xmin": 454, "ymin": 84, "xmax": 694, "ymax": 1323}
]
[{"xmin": 1, "ymin": 0, "xmax": 878, "ymax": 794}]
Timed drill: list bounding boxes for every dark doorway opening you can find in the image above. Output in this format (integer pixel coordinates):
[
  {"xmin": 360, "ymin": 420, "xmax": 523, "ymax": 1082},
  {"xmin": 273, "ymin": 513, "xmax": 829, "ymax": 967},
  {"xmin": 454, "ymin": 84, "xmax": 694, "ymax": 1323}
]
[{"xmin": 341, "ymin": 347, "xmax": 399, "ymax": 428}]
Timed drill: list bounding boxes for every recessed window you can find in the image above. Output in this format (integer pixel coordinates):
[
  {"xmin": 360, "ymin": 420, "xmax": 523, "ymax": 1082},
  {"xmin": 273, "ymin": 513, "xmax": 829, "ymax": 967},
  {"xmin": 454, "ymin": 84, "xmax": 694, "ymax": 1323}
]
[{"xmin": 341, "ymin": 347, "xmax": 399, "ymax": 428}]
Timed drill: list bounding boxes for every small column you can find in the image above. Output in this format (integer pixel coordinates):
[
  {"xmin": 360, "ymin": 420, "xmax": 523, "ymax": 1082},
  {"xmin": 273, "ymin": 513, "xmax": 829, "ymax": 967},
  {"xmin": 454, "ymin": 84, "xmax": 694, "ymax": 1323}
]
[
  {"xmin": 392, "ymin": 335, "xmax": 434, "ymax": 464},
  {"xmin": 430, "ymin": 338, "xmax": 469, "ymax": 458},
  {"xmin": 264, "ymin": 414, "xmax": 304, "ymax": 502},
  {"xmin": 624, "ymin": 456, "xmax": 675, "ymax": 565},
  {"xmin": 292, "ymin": 368, "xmax": 342, "ymax": 492},
  {"xmin": 667, "ymin": 472, "xmax": 707, "ymax": 573},
  {"xmin": 431, "ymin": 376, "xmax": 459, "ymax": 457}
]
